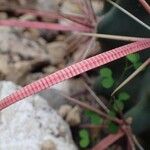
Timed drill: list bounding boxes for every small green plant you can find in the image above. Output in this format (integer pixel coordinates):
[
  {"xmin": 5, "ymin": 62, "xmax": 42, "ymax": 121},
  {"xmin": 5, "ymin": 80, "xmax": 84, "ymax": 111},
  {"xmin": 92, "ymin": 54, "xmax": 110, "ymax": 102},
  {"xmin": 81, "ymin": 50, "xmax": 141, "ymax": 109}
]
[
  {"xmin": 112, "ymin": 91, "xmax": 130, "ymax": 112},
  {"xmin": 84, "ymin": 110, "xmax": 103, "ymax": 125},
  {"xmin": 99, "ymin": 67, "xmax": 114, "ymax": 89},
  {"xmin": 79, "ymin": 129, "xmax": 90, "ymax": 148},
  {"xmin": 126, "ymin": 53, "xmax": 142, "ymax": 69}
]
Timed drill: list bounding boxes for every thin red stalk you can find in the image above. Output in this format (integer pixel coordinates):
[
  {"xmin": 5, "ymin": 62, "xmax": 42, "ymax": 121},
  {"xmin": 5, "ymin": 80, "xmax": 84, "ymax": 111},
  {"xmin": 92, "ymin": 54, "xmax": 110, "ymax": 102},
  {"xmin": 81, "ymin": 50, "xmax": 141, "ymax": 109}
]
[
  {"xmin": 58, "ymin": 92, "xmax": 122, "ymax": 124},
  {"xmin": 75, "ymin": 0, "xmax": 90, "ymax": 16},
  {"xmin": 0, "ymin": 19, "xmax": 91, "ymax": 32},
  {"xmin": 16, "ymin": 9, "xmax": 92, "ymax": 27},
  {"xmin": 139, "ymin": 0, "xmax": 150, "ymax": 14},
  {"xmin": 58, "ymin": 13, "xmax": 93, "ymax": 28},
  {"xmin": 0, "ymin": 6, "xmax": 92, "ymax": 27},
  {"xmin": 4, "ymin": 7, "xmax": 86, "ymax": 20},
  {"xmin": 86, "ymin": 0, "xmax": 97, "ymax": 23},
  {"xmin": 92, "ymin": 130, "xmax": 125, "ymax": 150}
]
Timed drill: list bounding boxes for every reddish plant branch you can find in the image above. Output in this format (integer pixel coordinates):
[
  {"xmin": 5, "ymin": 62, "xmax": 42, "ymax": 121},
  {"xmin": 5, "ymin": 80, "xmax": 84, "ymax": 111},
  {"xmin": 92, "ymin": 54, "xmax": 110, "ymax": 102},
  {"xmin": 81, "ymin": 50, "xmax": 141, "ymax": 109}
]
[
  {"xmin": 139, "ymin": 0, "xmax": 150, "ymax": 14},
  {"xmin": 92, "ymin": 130, "xmax": 125, "ymax": 150},
  {"xmin": 0, "ymin": 19, "xmax": 91, "ymax": 32}
]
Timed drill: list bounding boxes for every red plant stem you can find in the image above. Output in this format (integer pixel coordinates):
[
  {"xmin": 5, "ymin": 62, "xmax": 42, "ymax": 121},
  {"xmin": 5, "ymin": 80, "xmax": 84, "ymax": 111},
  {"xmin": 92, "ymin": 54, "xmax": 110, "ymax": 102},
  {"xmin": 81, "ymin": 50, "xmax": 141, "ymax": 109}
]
[
  {"xmin": 0, "ymin": 19, "xmax": 91, "ymax": 32},
  {"xmin": 0, "ymin": 40, "xmax": 149, "ymax": 111},
  {"xmin": 139, "ymin": 0, "xmax": 150, "ymax": 14},
  {"xmin": 92, "ymin": 130, "xmax": 125, "ymax": 150},
  {"xmin": 85, "ymin": 0, "xmax": 97, "ymax": 23},
  {"xmin": 58, "ymin": 92, "xmax": 121, "ymax": 124},
  {"xmin": 14, "ymin": 9, "xmax": 93, "ymax": 28}
]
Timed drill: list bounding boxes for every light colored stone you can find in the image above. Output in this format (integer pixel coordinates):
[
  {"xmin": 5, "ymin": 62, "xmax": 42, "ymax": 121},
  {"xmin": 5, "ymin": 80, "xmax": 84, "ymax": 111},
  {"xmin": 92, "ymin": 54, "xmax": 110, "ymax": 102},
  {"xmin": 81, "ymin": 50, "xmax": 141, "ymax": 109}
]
[
  {"xmin": 36, "ymin": 0, "xmax": 59, "ymax": 11},
  {"xmin": 47, "ymin": 41, "xmax": 68, "ymax": 65},
  {"xmin": 41, "ymin": 139, "xmax": 56, "ymax": 150},
  {"xmin": 39, "ymin": 80, "xmax": 71, "ymax": 109},
  {"xmin": 19, "ymin": 14, "xmax": 36, "ymax": 21},
  {"xmin": 39, "ymin": 79, "xmax": 86, "ymax": 109},
  {"xmin": 0, "ymin": 27, "xmax": 47, "ymax": 59},
  {"xmin": 0, "ymin": 12, "xmax": 8, "ymax": 19},
  {"xmin": 0, "ymin": 81, "xmax": 77, "ymax": 150},
  {"xmin": 0, "ymin": 55, "xmax": 10, "ymax": 77},
  {"xmin": 66, "ymin": 106, "xmax": 81, "ymax": 126},
  {"xmin": 58, "ymin": 104, "xmax": 72, "ymax": 118}
]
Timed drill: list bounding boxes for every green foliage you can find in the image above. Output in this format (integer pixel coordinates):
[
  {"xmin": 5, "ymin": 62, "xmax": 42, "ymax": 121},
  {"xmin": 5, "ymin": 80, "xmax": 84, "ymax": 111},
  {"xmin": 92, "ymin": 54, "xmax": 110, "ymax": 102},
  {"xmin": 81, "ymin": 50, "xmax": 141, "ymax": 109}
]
[
  {"xmin": 112, "ymin": 91, "xmax": 130, "ymax": 112},
  {"xmin": 100, "ymin": 68, "xmax": 112, "ymax": 77},
  {"xmin": 79, "ymin": 129, "xmax": 90, "ymax": 148},
  {"xmin": 99, "ymin": 67, "xmax": 114, "ymax": 89},
  {"xmin": 108, "ymin": 121, "xmax": 119, "ymax": 133},
  {"xmin": 108, "ymin": 110, "xmax": 116, "ymax": 118},
  {"xmin": 113, "ymin": 100, "xmax": 124, "ymax": 112},
  {"xmin": 101, "ymin": 77, "xmax": 114, "ymax": 89},
  {"xmin": 84, "ymin": 110, "xmax": 103, "ymax": 125},
  {"xmin": 126, "ymin": 53, "xmax": 140, "ymax": 63},
  {"xmin": 126, "ymin": 53, "xmax": 142, "ymax": 69},
  {"xmin": 118, "ymin": 92, "xmax": 130, "ymax": 101}
]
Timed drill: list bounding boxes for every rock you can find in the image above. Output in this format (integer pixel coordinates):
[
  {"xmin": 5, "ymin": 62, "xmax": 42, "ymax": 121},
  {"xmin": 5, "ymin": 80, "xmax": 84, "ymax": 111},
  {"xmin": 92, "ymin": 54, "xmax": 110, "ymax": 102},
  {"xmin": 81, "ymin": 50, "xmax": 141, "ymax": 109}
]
[
  {"xmin": 36, "ymin": 0, "xmax": 59, "ymax": 11},
  {"xmin": 92, "ymin": 0, "xmax": 104, "ymax": 14},
  {"xmin": 19, "ymin": 14, "xmax": 36, "ymax": 21},
  {"xmin": 46, "ymin": 41, "xmax": 68, "ymax": 65},
  {"xmin": 60, "ymin": 0, "xmax": 80, "ymax": 14},
  {"xmin": 0, "ymin": 81, "xmax": 77, "ymax": 150},
  {"xmin": 6, "ymin": 58, "xmax": 49, "ymax": 85},
  {"xmin": 0, "ymin": 54, "xmax": 10, "ymax": 79},
  {"xmin": 23, "ymin": 29, "xmax": 40, "ymax": 41},
  {"xmin": 66, "ymin": 106, "xmax": 81, "ymax": 126},
  {"xmin": 43, "ymin": 66, "xmax": 57, "ymax": 74},
  {"xmin": 0, "ymin": 27, "xmax": 47, "ymax": 59},
  {"xmin": 58, "ymin": 104, "xmax": 72, "ymax": 118},
  {"xmin": 41, "ymin": 139, "xmax": 56, "ymax": 150},
  {"xmin": 39, "ymin": 80, "xmax": 71, "ymax": 109},
  {"xmin": 39, "ymin": 79, "xmax": 86, "ymax": 109},
  {"xmin": 0, "ymin": 12, "xmax": 8, "ymax": 19}
]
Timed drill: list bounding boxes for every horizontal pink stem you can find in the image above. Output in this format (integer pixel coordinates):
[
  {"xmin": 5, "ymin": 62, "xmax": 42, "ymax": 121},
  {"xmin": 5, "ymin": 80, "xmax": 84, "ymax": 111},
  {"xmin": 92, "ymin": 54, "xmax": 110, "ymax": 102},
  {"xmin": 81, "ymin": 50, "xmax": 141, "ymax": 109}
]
[{"xmin": 0, "ymin": 19, "xmax": 91, "ymax": 32}]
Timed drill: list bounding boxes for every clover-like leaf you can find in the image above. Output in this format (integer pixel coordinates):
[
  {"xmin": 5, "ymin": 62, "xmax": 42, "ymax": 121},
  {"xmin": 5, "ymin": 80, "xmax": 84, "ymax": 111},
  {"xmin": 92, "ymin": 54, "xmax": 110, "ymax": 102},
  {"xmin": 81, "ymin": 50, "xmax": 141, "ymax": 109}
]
[
  {"xmin": 108, "ymin": 122, "xmax": 119, "ymax": 133},
  {"xmin": 100, "ymin": 67, "xmax": 112, "ymax": 77},
  {"xmin": 101, "ymin": 77, "xmax": 114, "ymax": 89},
  {"xmin": 79, "ymin": 129, "xmax": 90, "ymax": 148},
  {"xmin": 108, "ymin": 110, "xmax": 116, "ymax": 118},
  {"xmin": 126, "ymin": 53, "xmax": 140, "ymax": 63},
  {"xmin": 84, "ymin": 110, "xmax": 103, "ymax": 125},
  {"xmin": 113, "ymin": 100, "xmax": 124, "ymax": 112},
  {"xmin": 133, "ymin": 61, "xmax": 142, "ymax": 69},
  {"xmin": 118, "ymin": 92, "xmax": 130, "ymax": 101},
  {"xmin": 91, "ymin": 114, "xmax": 103, "ymax": 125}
]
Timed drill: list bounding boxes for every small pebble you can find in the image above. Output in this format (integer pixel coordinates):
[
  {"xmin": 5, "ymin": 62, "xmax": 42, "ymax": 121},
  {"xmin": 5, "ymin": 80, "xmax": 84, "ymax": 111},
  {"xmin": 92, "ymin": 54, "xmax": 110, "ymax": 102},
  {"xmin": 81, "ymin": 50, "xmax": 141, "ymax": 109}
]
[{"xmin": 41, "ymin": 139, "xmax": 57, "ymax": 150}]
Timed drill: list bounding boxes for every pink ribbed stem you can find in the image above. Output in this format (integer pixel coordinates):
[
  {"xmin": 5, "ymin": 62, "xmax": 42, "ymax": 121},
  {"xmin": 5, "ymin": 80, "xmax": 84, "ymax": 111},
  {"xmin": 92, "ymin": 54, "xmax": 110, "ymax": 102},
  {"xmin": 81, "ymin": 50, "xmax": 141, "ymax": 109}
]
[{"xmin": 0, "ymin": 40, "xmax": 150, "ymax": 111}]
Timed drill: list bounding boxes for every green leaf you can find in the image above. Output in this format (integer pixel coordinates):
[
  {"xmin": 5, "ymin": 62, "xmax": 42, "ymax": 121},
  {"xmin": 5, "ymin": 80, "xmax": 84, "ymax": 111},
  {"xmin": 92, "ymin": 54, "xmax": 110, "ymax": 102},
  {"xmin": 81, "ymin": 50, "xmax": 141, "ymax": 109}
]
[
  {"xmin": 113, "ymin": 101, "xmax": 124, "ymax": 112},
  {"xmin": 84, "ymin": 110, "xmax": 103, "ymax": 125},
  {"xmin": 91, "ymin": 114, "xmax": 103, "ymax": 125},
  {"xmin": 79, "ymin": 129, "xmax": 90, "ymax": 148},
  {"xmin": 133, "ymin": 62, "xmax": 142, "ymax": 69},
  {"xmin": 126, "ymin": 53, "xmax": 140, "ymax": 63},
  {"xmin": 108, "ymin": 110, "xmax": 116, "ymax": 118},
  {"xmin": 118, "ymin": 92, "xmax": 130, "ymax": 101},
  {"xmin": 100, "ymin": 67, "xmax": 112, "ymax": 77},
  {"xmin": 108, "ymin": 122, "xmax": 119, "ymax": 133},
  {"xmin": 101, "ymin": 77, "xmax": 114, "ymax": 89}
]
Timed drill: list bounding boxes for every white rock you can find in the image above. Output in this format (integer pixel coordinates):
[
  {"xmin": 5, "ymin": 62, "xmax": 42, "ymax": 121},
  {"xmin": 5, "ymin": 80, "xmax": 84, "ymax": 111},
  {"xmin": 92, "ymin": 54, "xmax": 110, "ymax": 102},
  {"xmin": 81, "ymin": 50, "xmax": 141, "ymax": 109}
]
[
  {"xmin": 46, "ymin": 41, "xmax": 68, "ymax": 65},
  {"xmin": 36, "ymin": 0, "xmax": 59, "ymax": 11},
  {"xmin": 0, "ymin": 81, "xmax": 77, "ymax": 150},
  {"xmin": 0, "ymin": 27, "xmax": 47, "ymax": 59},
  {"xmin": 39, "ymin": 79, "xmax": 86, "ymax": 109}
]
